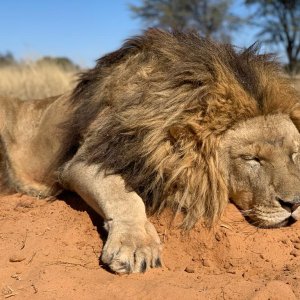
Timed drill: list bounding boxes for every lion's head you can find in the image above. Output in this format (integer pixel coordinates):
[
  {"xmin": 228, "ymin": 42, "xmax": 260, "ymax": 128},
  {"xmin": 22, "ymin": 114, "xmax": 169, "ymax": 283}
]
[{"xmin": 220, "ymin": 114, "xmax": 300, "ymax": 228}]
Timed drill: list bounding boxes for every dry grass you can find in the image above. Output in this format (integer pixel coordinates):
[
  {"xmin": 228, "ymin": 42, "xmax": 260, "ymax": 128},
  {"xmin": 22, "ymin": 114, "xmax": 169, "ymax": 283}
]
[{"xmin": 0, "ymin": 62, "xmax": 77, "ymax": 100}]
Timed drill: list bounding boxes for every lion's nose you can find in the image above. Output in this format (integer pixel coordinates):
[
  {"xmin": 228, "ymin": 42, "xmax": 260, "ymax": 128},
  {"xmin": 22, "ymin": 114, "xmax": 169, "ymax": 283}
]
[{"xmin": 276, "ymin": 197, "xmax": 300, "ymax": 212}]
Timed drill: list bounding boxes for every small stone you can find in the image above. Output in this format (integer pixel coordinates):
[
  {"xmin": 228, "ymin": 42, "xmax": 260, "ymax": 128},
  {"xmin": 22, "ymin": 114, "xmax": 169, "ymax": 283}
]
[
  {"xmin": 184, "ymin": 266, "xmax": 195, "ymax": 273},
  {"xmin": 202, "ymin": 259, "xmax": 212, "ymax": 267},
  {"xmin": 290, "ymin": 250, "xmax": 299, "ymax": 257},
  {"xmin": 223, "ymin": 262, "xmax": 230, "ymax": 269},
  {"xmin": 294, "ymin": 244, "xmax": 300, "ymax": 250},
  {"xmin": 223, "ymin": 261, "xmax": 234, "ymax": 269},
  {"xmin": 215, "ymin": 232, "xmax": 221, "ymax": 241},
  {"xmin": 9, "ymin": 255, "xmax": 26, "ymax": 262},
  {"xmin": 281, "ymin": 239, "xmax": 288, "ymax": 244},
  {"xmin": 11, "ymin": 274, "xmax": 21, "ymax": 280}
]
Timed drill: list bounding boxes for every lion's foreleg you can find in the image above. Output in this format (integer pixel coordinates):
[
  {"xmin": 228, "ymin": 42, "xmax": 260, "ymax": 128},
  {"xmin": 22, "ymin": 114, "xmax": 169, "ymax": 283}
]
[{"xmin": 60, "ymin": 161, "xmax": 162, "ymax": 274}]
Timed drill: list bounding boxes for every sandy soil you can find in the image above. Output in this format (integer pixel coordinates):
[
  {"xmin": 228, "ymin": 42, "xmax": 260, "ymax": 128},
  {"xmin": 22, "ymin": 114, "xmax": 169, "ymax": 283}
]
[{"xmin": 1, "ymin": 193, "xmax": 300, "ymax": 300}]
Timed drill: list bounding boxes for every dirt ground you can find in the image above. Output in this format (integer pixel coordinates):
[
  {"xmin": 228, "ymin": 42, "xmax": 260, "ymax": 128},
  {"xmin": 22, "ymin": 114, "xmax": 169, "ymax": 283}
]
[{"xmin": 1, "ymin": 193, "xmax": 300, "ymax": 300}]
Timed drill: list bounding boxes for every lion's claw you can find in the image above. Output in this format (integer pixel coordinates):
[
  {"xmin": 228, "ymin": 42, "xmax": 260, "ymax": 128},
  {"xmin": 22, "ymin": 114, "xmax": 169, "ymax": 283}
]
[{"xmin": 154, "ymin": 258, "xmax": 162, "ymax": 268}]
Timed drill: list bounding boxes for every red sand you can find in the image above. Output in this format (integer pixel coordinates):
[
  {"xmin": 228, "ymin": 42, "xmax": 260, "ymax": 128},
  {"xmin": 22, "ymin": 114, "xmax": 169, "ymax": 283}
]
[{"xmin": 1, "ymin": 193, "xmax": 300, "ymax": 299}]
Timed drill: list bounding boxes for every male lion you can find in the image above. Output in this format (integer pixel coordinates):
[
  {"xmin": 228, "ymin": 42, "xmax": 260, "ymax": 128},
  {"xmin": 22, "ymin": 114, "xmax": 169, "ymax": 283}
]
[{"xmin": 1, "ymin": 29, "xmax": 300, "ymax": 274}]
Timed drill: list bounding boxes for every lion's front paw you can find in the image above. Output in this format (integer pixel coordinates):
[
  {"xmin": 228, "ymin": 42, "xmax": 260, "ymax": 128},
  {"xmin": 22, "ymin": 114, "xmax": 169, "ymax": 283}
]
[{"xmin": 101, "ymin": 220, "xmax": 162, "ymax": 274}]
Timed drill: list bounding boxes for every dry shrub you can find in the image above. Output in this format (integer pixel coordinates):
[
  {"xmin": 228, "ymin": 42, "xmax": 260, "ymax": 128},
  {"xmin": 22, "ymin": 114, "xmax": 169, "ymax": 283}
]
[{"xmin": 0, "ymin": 62, "xmax": 77, "ymax": 100}]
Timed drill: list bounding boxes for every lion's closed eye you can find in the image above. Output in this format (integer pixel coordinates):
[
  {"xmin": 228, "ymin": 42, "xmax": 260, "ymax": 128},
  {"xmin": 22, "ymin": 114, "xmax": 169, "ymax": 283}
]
[{"xmin": 241, "ymin": 155, "xmax": 261, "ymax": 167}]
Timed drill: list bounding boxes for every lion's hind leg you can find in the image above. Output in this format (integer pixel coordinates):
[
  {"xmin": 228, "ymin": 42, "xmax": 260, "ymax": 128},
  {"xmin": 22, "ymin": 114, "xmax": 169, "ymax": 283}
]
[{"xmin": 60, "ymin": 160, "xmax": 162, "ymax": 274}]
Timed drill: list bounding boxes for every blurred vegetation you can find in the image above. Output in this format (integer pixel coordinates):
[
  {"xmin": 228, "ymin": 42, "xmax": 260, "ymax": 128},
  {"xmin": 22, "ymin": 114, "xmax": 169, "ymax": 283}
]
[
  {"xmin": 246, "ymin": 0, "xmax": 300, "ymax": 75},
  {"xmin": 130, "ymin": 0, "xmax": 243, "ymax": 42},
  {"xmin": 0, "ymin": 52, "xmax": 79, "ymax": 72},
  {"xmin": 131, "ymin": 0, "xmax": 300, "ymax": 75},
  {"xmin": 36, "ymin": 56, "xmax": 80, "ymax": 72},
  {"xmin": 0, "ymin": 52, "xmax": 16, "ymax": 67}
]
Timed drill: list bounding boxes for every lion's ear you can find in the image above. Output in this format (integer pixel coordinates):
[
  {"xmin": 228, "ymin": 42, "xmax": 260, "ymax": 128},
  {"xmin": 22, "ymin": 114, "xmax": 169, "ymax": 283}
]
[{"xmin": 290, "ymin": 104, "xmax": 300, "ymax": 132}]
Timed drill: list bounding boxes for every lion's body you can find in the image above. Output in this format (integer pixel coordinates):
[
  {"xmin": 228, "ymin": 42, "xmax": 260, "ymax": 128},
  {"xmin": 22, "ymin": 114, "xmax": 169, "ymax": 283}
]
[
  {"xmin": 0, "ymin": 94, "xmax": 70, "ymax": 196},
  {"xmin": 2, "ymin": 29, "xmax": 300, "ymax": 273}
]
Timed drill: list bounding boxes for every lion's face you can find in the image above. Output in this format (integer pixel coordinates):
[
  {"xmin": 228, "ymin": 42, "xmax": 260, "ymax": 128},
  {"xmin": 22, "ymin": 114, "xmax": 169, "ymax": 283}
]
[{"xmin": 220, "ymin": 114, "xmax": 300, "ymax": 228}]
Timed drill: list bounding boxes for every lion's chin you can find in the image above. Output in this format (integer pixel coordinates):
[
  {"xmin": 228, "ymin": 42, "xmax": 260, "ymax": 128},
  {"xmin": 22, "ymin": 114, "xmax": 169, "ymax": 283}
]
[
  {"xmin": 246, "ymin": 216, "xmax": 297, "ymax": 229},
  {"xmin": 268, "ymin": 216, "xmax": 297, "ymax": 228}
]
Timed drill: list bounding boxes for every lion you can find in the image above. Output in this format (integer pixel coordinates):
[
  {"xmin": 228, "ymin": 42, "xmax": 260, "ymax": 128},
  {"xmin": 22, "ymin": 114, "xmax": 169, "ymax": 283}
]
[{"xmin": 1, "ymin": 28, "xmax": 300, "ymax": 274}]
